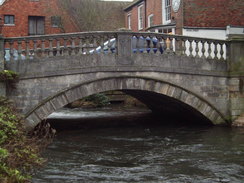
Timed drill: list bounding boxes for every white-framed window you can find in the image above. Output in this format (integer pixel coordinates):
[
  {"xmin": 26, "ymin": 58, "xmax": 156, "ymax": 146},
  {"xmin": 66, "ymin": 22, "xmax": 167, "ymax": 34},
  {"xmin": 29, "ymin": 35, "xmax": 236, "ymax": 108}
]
[
  {"xmin": 162, "ymin": 0, "xmax": 171, "ymax": 25},
  {"xmin": 4, "ymin": 15, "xmax": 15, "ymax": 25},
  {"xmin": 127, "ymin": 14, "xmax": 131, "ymax": 29},
  {"xmin": 138, "ymin": 4, "xmax": 144, "ymax": 30},
  {"xmin": 148, "ymin": 14, "xmax": 154, "ymax": 28}
]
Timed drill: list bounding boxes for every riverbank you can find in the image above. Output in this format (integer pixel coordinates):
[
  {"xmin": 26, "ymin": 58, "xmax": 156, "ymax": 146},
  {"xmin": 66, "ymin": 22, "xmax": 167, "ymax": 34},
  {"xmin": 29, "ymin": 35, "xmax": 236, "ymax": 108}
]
[{"xmin": 0, "ymin": 97, "xmax": 50, "ymax": 183}]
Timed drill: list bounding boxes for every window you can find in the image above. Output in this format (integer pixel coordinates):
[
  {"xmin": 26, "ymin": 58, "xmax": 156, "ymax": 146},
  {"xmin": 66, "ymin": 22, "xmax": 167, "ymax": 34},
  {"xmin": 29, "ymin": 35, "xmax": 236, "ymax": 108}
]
[
  {"xmin": 28, "ymin": 16, "xmax": 45, "ymax": 35},
  {"xmin": 162, "ymin": 0, "xmax": 171, "ymax": 24},
  {"xmin": 51, "ymin": 16, "xmax": 61, "ymax": 27},
  {"xmin": 148, "ymin": 14, "xmax": 154, "ymax": 28},
  {"xmin": 4, "ymin": 15, "xmax": 15, "ymax": 25},
  {"xmin": 138, "ymin": 4, "xmax": 144, "ymax": 30},
  {"xmin": 127, "ymin": 14, "xmax": 131, "ymax": 29}
]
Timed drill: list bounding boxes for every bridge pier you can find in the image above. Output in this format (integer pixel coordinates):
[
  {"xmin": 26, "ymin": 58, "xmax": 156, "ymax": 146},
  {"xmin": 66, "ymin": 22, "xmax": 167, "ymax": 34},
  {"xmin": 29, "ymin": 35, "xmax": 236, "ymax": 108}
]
[
  {"xmin": 228, "ymin": 35, "xmax": 244, "ymax": 126},
  {"xmin": 0, "ymin": 35, "xmax": 6, "ymax": 97}
]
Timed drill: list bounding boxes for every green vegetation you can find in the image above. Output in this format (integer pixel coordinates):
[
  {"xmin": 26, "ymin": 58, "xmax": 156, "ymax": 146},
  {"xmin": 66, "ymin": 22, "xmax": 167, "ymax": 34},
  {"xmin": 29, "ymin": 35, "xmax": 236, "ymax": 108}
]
[
  {"xmin": 84, "ymin": 93, "xmax": 110, "ymax": 107},
  {"xmin": 0, "ymin": 97, "xmax": 44, "ymax": 183},
  {"xmin": 0, "ymin": 70, "xmax": 19, "ymax": 88},
  {"xmin": 69, "ymin": 93, "xmax": 110, "ymax": 108}
]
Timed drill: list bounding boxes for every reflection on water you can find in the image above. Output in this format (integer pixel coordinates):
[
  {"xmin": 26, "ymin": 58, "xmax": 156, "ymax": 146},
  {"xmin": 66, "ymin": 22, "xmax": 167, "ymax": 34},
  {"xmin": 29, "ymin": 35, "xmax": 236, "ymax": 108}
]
[{"xmin": 33, "ymin": 124, "xmax": 244, "ymax": 183}]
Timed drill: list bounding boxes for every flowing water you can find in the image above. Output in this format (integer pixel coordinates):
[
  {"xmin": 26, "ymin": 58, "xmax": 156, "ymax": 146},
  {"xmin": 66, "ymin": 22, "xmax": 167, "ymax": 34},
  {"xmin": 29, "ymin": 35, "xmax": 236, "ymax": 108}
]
[{"xmin": 32, "ymin": 109, "xmax": 244, "ymax": 183}]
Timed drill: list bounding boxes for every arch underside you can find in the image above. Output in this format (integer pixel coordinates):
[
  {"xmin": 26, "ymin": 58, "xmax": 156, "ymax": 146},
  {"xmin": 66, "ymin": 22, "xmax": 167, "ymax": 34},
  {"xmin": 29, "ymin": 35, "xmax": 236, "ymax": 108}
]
[{"xmin": 25, "ymin": 76, "xmax": 227, "ymax": 130}]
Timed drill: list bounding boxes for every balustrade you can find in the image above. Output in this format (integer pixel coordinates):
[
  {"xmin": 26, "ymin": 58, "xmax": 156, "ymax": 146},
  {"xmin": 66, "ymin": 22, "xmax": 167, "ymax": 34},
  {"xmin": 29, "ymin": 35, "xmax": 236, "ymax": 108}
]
[{"xmin": 3, "ymin": 31, "xmax": 229, "ymax": 61}]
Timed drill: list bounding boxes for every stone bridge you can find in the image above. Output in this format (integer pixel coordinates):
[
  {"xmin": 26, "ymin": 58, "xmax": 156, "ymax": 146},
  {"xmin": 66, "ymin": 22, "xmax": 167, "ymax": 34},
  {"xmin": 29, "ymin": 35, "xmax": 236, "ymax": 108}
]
[{"xmin": 0, "ymin": 31, "xmax": 243, "ymax": 130}]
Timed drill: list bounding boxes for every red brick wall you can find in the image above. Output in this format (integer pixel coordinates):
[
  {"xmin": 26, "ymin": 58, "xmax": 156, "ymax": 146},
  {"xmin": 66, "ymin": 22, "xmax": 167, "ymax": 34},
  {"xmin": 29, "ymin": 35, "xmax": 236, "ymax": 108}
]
[
  {"xmin": 183, "ymin": 0, "xmax": 244, "ymax": 27},
  {"xmin": 125, "ymin": 0, "xmax": 244, "ymax": 33},
  {"xmin": 0, "ymin": 0, "xmax": 79, "ymax": 37},
  {"xmin": 171, "ymin": 0, "xmax": 183, "ymax": 34},
  {"xmin": 125, "ymin": 2, "xmax": 143, "ymax": 32},
  {"xmin": 146, "ymin": 0, "xmax": 162, "ymax": 28},
  {"xmin": 125, "ymin": 0, "xmax": 163, "ymax": 32}
]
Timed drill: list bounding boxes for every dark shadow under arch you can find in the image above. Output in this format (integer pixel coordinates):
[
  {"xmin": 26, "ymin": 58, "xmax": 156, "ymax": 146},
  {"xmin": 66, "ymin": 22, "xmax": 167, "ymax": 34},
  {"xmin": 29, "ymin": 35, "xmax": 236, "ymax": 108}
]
[{"xmin": 25, "ymin": 76, "xmax": 227, "ymax": 130}]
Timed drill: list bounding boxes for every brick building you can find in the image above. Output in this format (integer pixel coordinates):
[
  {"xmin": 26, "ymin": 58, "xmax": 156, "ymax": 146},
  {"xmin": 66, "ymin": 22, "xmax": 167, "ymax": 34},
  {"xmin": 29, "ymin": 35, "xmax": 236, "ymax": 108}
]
[
  {"xmin": 0, "ymin": 0, "xmax": 79, "ymax": 37},
  {"xmin": 124, "ymin": 0, "xmax": 244, "ymax": 39}
]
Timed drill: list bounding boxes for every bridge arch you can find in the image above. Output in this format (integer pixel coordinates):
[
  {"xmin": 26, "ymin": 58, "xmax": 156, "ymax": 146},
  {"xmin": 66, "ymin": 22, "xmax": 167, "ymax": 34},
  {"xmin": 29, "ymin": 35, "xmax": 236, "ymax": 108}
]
[{"xmin": 25, "ymin": 76, "xmax": 227, "ymax": 130}]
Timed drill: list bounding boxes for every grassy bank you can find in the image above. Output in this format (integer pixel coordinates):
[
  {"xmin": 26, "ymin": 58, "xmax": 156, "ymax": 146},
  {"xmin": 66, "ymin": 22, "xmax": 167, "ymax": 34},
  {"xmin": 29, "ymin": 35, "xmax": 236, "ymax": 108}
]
[{"xmin": 0, "ymin": 97, "xmax": 46, "ymax": 183}]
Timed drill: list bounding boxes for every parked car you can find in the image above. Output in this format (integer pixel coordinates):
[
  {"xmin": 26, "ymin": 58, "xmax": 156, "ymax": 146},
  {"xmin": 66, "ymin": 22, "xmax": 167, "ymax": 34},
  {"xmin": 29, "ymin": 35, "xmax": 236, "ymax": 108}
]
[
  {"xmin": 88, "ymin": 36, "xmax": 164, "ymax": 54},
  {"xmin": 88, "ymin": 38, "xmax": 116, "ymax": 54}
]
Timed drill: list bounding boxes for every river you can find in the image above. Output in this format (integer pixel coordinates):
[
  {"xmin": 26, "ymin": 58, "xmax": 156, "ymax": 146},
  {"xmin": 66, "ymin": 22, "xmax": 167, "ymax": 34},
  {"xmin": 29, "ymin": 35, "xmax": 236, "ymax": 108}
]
[{"xmin": 32, "ymin": 108, "xmax": 244, "ymax": 183}]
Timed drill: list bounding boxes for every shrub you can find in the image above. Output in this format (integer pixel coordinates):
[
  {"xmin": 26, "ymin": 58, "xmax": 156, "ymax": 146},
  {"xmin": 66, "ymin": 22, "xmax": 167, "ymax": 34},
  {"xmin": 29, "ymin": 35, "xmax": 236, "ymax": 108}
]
[
  {"xmin": 0, "ymin": 97, "xmax": 44, "ymax": 183},
  {"xmin": 84, "ymin": 93, "xmax": 110, "ymax": 107},
  {"xmin": 0, "ymin": 70, "xmax": 19, "ymax": 88}
]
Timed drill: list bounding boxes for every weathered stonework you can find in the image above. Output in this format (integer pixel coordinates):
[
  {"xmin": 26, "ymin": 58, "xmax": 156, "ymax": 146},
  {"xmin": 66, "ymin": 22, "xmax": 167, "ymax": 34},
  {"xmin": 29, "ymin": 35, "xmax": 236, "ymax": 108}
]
[{"xmin": 2, "ymin": 31, "xmax": 244, "ymax": 130}]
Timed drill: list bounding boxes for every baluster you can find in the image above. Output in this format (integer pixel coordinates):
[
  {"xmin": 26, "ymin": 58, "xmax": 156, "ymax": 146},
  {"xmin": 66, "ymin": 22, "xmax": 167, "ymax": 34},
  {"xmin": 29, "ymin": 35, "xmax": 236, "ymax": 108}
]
[
  {"xmin": 49, "ymin": 39, "xmax": 54, "ymax": 57},
  {"xmin": 78, "ymin": 36, "xmax": 84, "ymax": 55},
  {"xmin": 165, "ymin": 36, "xmax": 170, "ymax": 54},
  {"xmin": 219, "ymin": 43, "xmax": 224, "ymax": 60},
  {"xmin": 213, "ymin": 42, "xmax": 218, "ymax": 59},
  {"xmin": 56, "ymin": 38, "xmax": 61, "ymax": 56},
  {"xmin": 158, "ymin": 37, "xmax": 164, "ymax": 54},
  {"xmin": 111, "ymin": 35, "xmax": 116, "ymax": 53},
  {"xmin": 169, "ymin": 37, "xmax": 174, "ymax": 54},
  {"xmin": 138, "ymin": 36, "xmax": 145, "ymax": 53},
  {"xmin": 225, "ymin": 42, "xmax": 229, "ymax": 61},
  {"xmin": 63, "ymin": 37, "xmax": 68, "ymax": 56},
  {"xmin": 33, "ymin": 40, "xmax": 38, "ymax": 58},
  {"xmin": 201, "ymin": 40, "xmax": 206, "ymax": 58},
  {"xmin": 82, "ymin": 37, "xmax": 87, "ymax": 54},
  {"xmin": 188, "ymin": 39, "xmax": 193, "ymax": 57},
  {"xmin": 17, "ymin": 40, "xmax": 22, "ymax": 60},
  {"xmin": 195, "ymin": 40, "xmax": 200, "ymax": 58},
  {"xmin": 9, "ymin": 41, "xmax": 14, "ymax": 61},
  {"xmin": 93, "ymin": 36, "xmax": 98, "ymax": 49},
  {"xmin": 71, "ymin": 37, "xmax": 76, "ymax": 55},
  {"xmin": 25, "ymin": 40, "xmax": 30, "ymax": 59},
  {"xmin": 207, "ymin": 41, "xmax": 212, "ymax": 59},
  {"xmin": 145, "ymin": 36, "xmax": 151, "ymax": 53},
  {"xmin": 132, "ymin": 36, "xmax": 137, "ymax": 53},
  {"xmin": 109, "ymin": 35, "xmax": 114, "ymax": 53},
  {"xmin": 41, "ymin": 39, "xmax": 46, "ymax": 57},
  {"xmin": 182, "ymin": 39, "xmax": 186, "ymax": 56},
  {"xmin": 107, "ymin": 36, "xmax": 113, "ymax": 54},
  {"xmin": 175, "ymin": 38, "xmax": 181, "ymax": 55},
  {"xmin": 100, "ymin": 36, "xmax": 104, "ymax": 54}
]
